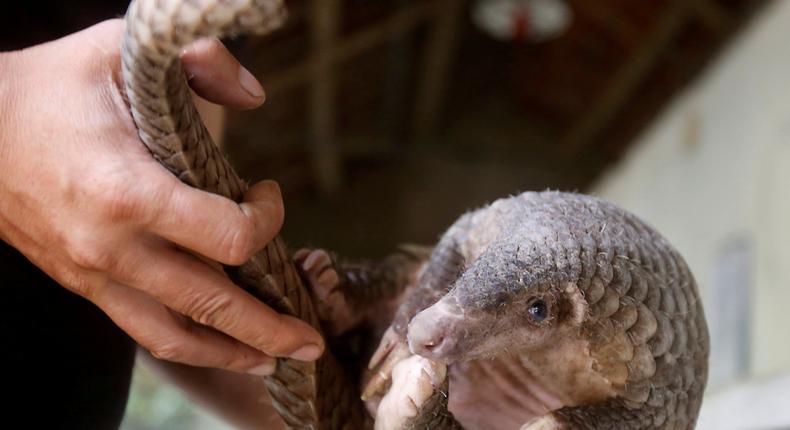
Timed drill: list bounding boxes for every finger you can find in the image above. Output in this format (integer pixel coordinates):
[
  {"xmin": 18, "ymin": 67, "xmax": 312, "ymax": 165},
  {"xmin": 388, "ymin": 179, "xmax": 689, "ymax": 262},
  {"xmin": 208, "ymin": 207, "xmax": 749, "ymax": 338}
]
[
  {"xmin": 148, "ymin": 177, "xmax": 284, "ymax": 266},
  {"xmin": 95, "ymin": 280, "xmax": 277, "ymax": 375},
  {"xmin": 316, "ymin": 269, "xmax": 340, "ymax": 293},
  {"xmin": 303, "ymin": 249, "xmax": 331, "ymax": 272},
  {"xmin": 362, "ymin": 340, "xmax": 412, "ymax": 401},
  {"xmin": 114, "ymin": 236, "xmax": 324, "ymax": 361},
  {"xmin": 369, "ymin": 326, "xmax": 401, "ymax": 370},
  {"xmin": 181, "ymin": 38, "xmax": 265, "ymax": 109},
  {"xmin": 293, "ymin": 248, "xmax": 311, "ymax": 261}
]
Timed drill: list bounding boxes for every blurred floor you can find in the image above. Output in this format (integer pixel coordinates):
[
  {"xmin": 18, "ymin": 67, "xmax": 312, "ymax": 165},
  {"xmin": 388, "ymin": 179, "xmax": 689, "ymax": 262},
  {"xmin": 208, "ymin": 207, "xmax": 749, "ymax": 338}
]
[
  {"xmin": 120, "ymin": 364, "xmax": 233, "ymax": 430},
  {"xmin": 698, "ymin": 373, "xmax": 790, "ymax": 430}
]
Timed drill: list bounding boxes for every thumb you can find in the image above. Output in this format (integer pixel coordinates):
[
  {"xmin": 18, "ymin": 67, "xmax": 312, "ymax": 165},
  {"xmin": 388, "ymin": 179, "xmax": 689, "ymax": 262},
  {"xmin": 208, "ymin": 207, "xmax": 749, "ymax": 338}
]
[{"xmin": 181, "ymin": 38, "xmax": 265, "ymax": 110}]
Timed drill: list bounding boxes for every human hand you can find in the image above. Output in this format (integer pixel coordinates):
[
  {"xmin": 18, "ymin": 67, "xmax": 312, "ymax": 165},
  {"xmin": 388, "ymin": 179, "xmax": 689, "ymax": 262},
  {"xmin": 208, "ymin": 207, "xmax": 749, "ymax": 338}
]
[{"xmin": 0, "ymin": 20, "xmax": 323, "ymax": 375}]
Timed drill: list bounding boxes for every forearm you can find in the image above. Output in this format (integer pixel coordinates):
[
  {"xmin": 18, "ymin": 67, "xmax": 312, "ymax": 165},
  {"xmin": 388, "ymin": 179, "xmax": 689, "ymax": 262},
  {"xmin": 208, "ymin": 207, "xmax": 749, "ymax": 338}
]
[
  {"xmin": 138, "ymin": 349, "xmax": 286, "ymax": 430},
  {"xmin": 0, "ymin": 51, "xmax": 17, "ymax": 160},
  {"xmin": 0, "ymin": 50, "xmax": 23, "ymax": 245}
]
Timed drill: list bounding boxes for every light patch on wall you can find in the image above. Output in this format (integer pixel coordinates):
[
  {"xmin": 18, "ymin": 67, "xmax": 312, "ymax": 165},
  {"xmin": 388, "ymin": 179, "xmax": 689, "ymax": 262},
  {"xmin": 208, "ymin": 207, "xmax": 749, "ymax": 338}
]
[
  {"xmin": 707, "ymin": 236, "xmax": 752, "ymax": 389},
  {"xmin": 682, "ymin": 108, "xmax": 703, "ymax": 153}
]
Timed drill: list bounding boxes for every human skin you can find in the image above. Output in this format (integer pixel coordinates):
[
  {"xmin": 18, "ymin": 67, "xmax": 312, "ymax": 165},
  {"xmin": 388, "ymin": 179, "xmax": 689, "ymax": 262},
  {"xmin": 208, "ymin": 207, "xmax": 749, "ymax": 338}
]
[{"xmin": 0, "ymin": 19, "xmax": 324, "ymax": 376}]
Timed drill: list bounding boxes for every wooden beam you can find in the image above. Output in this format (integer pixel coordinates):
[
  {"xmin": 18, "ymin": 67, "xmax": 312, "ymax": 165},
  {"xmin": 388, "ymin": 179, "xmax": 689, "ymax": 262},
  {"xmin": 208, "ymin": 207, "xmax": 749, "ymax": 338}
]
[
  {"xmin": 309, "ymin": 0, "xmax": 343, "ymax": 196},
  {"xmin": 265, "ymin": 1, "xmax": 440, "ymax": 95},
  {"xmin": 561, "ymin": 1, "xmax": 692, "ymax": 153},
  {"xmin": 568, "ymin": 0, "xmax": 641, "ymax": 49},
  {"xmin": 691, "ymin": 0, "xmax": 734, "ymax": 35},
  {"xmin": 413, "ymin": 0, "xmax": 465, "ymax": 138}
]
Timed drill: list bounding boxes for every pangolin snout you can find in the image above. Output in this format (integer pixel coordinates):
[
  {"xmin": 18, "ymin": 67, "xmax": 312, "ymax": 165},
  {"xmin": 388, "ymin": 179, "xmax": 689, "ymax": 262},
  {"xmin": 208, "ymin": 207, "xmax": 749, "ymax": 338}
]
[{"xmin": 407, "ymin": 299, "xmax": 464, "ymax": 363}]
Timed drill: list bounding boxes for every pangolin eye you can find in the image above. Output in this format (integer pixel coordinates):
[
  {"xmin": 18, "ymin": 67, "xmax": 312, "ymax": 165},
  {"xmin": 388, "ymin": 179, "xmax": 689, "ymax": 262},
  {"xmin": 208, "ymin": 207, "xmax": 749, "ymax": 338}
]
[{"xmin": 527, "ymin": 299, "xmax": 548, "ymax": 322}]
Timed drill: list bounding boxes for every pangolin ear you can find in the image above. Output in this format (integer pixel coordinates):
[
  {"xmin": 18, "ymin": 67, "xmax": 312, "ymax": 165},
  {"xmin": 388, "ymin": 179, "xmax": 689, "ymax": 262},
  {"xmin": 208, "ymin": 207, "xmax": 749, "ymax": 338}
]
[{"xmin": 562, "ymin": 283, "xmax": 587, "ymax": 326}]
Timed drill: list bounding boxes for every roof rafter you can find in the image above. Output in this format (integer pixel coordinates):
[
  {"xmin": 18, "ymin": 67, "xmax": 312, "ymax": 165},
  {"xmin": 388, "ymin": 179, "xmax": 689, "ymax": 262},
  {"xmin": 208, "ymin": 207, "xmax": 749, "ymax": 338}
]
[{"xmin": 561, "ymin": 0, "xmax": 693, "ymax": 154}]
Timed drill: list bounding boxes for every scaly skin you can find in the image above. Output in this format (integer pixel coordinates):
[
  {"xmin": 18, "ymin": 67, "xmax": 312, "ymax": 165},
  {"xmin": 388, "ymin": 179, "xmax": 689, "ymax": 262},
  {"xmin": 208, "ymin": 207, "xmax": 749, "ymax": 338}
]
[
  {"xmin": 361, "ymin": 191, "xmax": 709, "ymax": 430},
  {"xmin": 121, "ymin": 1, "xmax": 366, "ymax": 428}
]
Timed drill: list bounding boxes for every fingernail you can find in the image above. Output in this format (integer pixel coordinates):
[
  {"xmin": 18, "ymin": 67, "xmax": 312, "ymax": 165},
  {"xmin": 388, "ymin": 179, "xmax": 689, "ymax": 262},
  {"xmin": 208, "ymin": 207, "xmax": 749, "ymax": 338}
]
[
  {"xmin": 247, "ymin": 360, "xmax": 277, "ymax": 376},
  {"xmin": 239, "ymin": 66, "xmax": 265, "ymax": 101},
  {"xmin": 289, "ymin": 344, "xmax": 323, "ymax": 361}
]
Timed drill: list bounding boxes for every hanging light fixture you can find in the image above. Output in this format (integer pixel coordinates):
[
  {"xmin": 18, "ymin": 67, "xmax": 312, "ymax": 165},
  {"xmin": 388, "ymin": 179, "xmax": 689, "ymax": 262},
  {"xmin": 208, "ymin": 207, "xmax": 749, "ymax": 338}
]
[{"xmin": 472, "ymin": 0, "xmax": 573, "ymax": 43}]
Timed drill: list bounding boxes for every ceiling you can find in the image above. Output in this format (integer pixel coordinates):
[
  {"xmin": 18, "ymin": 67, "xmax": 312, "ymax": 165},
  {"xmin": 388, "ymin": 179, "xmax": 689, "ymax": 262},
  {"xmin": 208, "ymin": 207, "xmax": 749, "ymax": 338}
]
[{"xmin": 218, "ymin": 0, "xmax": 767, "ymax": 255}]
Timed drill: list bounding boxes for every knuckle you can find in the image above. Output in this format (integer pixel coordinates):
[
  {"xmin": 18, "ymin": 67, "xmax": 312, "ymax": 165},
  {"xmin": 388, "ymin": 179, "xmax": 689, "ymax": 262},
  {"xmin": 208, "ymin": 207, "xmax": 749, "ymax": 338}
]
[
  {"xmin": 79, "ymin": 281, "xmax": 100, "ymax": 302},
  {"xmin": 70, "ymin": 274, "xmax": 100, "ymax": 301},
  {"xmin": 84, "ymin": 173, "xmax": 147, "ymax": 224},
  {"xmin": 57, "ymin": 265, "xmax": 103, "ymax": 300},
  {"xmin": 217, "ymin": 348, "xmax": 252, "ymax": 372},
  {"xmin": 149, "ymin": 341, "xmax": 184, "ymax": 363},
  {"xmin": 216, "ymin": 354, "xmax": 239, "ymax": 371},
  {"xmin": 137, "ymin": 181, "xmax": 175, "ymax": 228},
  {"xmin": 184, "ymin": 292, "xmax": 235, "ymax": 329},
  {"xmin": 223, "ymin": 218, "xmax": 255, "ymax": 265},
  {"xmin": 100, "ymin": 190, "xmax": 142, "ymax": 223},
  {"xmin": 67, "ymin": 235, "xmax": 112, "ymax": 271}
]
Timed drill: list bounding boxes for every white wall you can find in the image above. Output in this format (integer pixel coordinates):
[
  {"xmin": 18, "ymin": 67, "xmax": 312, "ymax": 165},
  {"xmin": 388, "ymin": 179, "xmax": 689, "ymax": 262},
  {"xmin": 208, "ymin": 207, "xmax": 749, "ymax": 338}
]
[{"xmin": 592, "ymin": 0, "xmax": 790, "ymax": 389}]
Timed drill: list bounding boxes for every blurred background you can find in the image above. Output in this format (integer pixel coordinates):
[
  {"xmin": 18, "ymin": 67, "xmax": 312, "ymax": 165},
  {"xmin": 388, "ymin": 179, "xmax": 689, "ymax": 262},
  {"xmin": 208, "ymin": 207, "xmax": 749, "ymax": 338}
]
[
  {"xmin": 127, "ymin": 0, "xmax": 790, "ymax": 429},
  {"xmin": 7, "ymin": 0, "xmax": 788, "ymax": 428},
  {"xmin": 126, "ymin": 0, "xmax": 790, "ymax": 428}
]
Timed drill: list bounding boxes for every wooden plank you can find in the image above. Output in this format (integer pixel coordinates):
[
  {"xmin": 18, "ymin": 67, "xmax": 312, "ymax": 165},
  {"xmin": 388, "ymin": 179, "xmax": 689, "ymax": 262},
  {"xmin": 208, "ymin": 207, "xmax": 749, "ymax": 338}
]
[
  {"xmin": 309, "ymin": 0, "xmax": 343, "ymax": 196},
  {"xmin": 562, "ymin": 1, "xmax": 692, "ymax": 153},
  {"xmin": 413, "ymin": 0, "xmax": 465, "ymax": 138},
  {"xmin": 266, "ymin": 1, "xmax": 440, "ymax": 94}
]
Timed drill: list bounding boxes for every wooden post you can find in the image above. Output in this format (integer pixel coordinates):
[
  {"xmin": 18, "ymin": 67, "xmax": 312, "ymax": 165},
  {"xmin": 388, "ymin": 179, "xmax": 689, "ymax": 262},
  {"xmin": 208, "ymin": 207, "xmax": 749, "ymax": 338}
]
[
  {"xmin": 413, "ymin": 0, "xmax": 464, "ymax": 139},
  {"xmin": 309, "ymin": 0, "xmax": 343, "ymax": 196},
  {"xmin": 266, "ymin": 2, "xmax": 439, "ymax": 95}
]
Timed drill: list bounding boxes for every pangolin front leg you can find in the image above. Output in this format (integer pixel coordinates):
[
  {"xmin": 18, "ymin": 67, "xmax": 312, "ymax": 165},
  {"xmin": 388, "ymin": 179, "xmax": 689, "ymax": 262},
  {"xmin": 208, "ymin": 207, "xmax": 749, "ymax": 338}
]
[
  {"xmin": 294, "ymin": 246, "xmax": 430, "ymax": 336},
  {"xmin": 364, "ymin": 222, "xmax": 474, "ymax": 405},
  {"xmin": 294, "ymin": 246, "xmax": 462, "ymax": 428},
  {"xmin": 362, "ymin": 212, "xmax": 490, "ymax": 428},
  {"xmin": 375, "ymin": 356, "xmax": 462, "ymax": 430}
]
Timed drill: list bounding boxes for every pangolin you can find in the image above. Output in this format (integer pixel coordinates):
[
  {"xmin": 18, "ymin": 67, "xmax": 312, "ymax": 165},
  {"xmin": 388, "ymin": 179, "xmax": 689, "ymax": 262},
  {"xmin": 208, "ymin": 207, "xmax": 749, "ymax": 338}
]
[
  {"xmin": 300, "ymin": 191, "xmax": 709, "ymax": 430},
  {"xmin": 119, "ymin": 0, "xmax": 709, "ymax": 428}
]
